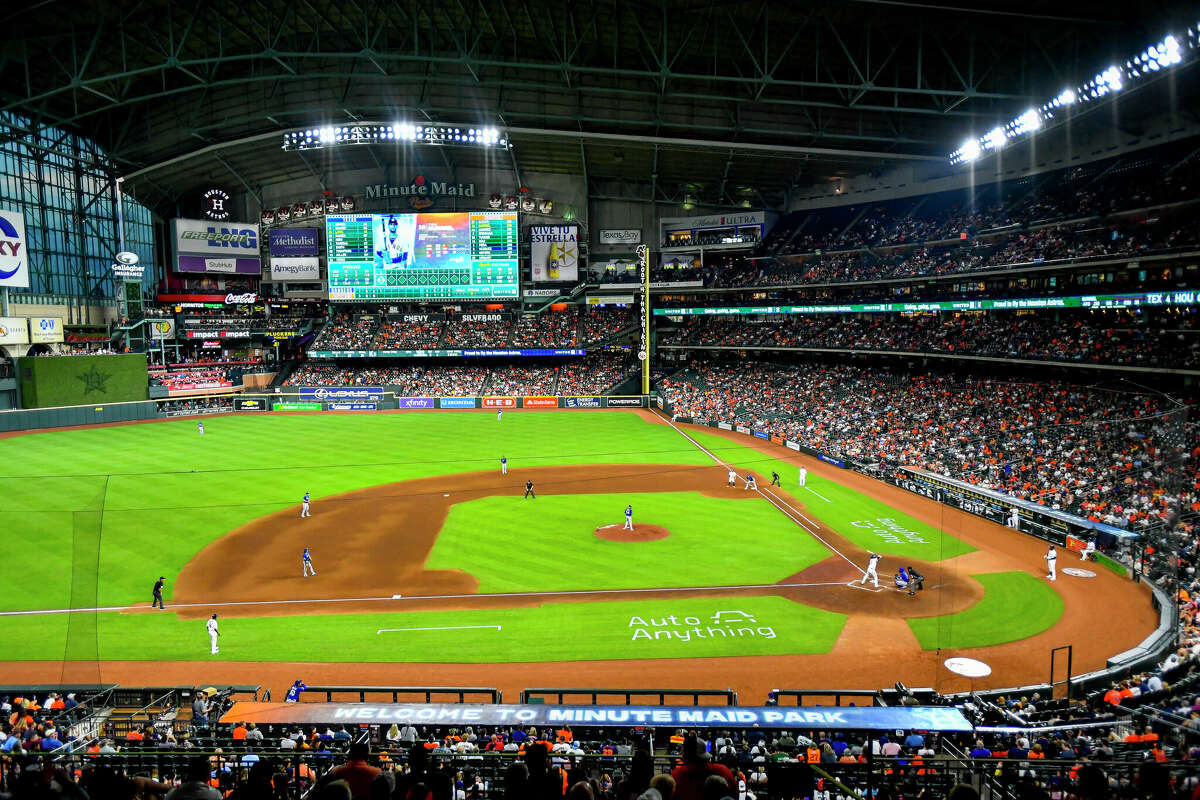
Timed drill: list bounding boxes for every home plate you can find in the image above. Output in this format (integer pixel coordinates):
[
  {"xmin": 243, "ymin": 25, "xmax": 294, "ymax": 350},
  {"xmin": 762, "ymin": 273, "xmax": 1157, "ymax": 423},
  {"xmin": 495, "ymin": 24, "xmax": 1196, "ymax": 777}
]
[
  {"xmin": 846, "ymin": 582, "xmax": 883, "ymax": 592},
  {"xmin": 443, "ymin": 493, "xmax": 450, "ymax": 497}
]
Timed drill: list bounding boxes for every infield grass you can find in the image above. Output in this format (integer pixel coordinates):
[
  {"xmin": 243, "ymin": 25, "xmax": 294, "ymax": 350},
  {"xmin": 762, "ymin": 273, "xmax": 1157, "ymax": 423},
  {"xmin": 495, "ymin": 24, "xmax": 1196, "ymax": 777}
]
[
  {"xmin": 426, "ymin": 492, "xmax": 833, "ymax": 592},
  {"xmin": 905, "ymin": 571, "xmax": 1064, "ymax": 650}
]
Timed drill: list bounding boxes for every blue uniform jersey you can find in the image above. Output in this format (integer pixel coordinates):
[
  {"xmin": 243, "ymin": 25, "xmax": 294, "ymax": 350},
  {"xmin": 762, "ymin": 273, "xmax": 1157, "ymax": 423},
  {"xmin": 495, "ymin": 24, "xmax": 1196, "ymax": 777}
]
[
  {"xmin": 303, "ymin": 493, "xmax": 310, "ymax": 503},
  {"xmin": 285, "ymin": 682, "xmax": 306, "ymax": 701},
  {"xmin": 302, "ymin": 551, "xmax": 311, "ymax": 562},
  {"xmin": 625, "ymin": 506, "xmax": 633, "ymax": 518}
]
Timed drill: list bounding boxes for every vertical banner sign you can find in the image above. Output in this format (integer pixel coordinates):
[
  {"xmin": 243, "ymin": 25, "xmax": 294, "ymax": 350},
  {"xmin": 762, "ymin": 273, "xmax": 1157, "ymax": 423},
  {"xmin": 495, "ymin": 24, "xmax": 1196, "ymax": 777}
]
[
  {"xmin": 636, "ymin": 244, "xmax": 650, "ymax": 395},
  {"xmin": 0, "ymin": 209, "xmax": 30, "ymax": 288},
  {"xmin": 529, "ymin": 225, "xmax": 579, "ymax": 282}
]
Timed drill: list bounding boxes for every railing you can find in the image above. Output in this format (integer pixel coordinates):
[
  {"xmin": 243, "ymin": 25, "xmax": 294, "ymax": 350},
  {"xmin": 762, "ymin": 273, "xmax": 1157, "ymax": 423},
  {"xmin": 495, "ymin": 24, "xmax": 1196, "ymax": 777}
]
[
  {"xmin": 14, "ymin": 749, "xmax": 1198, "ymax": 800},
  {"xmin": 769, "ymin": 689, "xmax": 883, "ymax": 706},
  {"xmin": 300, "ymin": 686, "xmax": 502, "ymax": 704},
  {"xmin": 519, "ymin": 687, "xmax": 739, "ymax": 706}
]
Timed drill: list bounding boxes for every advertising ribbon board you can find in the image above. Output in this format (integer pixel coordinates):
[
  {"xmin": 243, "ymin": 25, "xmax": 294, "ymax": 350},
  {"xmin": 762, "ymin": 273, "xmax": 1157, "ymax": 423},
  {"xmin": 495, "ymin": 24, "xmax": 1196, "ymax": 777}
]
[
  {"xmin": 438, "ymin": 398, "xmax": 478, "ymax": 408},
  {"xmin": 218, "ymin": 702, "xmax": 972, "ymax": 732},
  {"xmin": 328, "ymin": 402, "xmax": 377, "ymax": 411},
  {"xmin": 606, "ymin": 396, "xmax": 645, "ymax": 408},
  {"xmin": 234, "ymin": 398, "xmax": 266, "ymax": 411},
  {"xmin": 298, "ymin": 387, "xmax": 384, "ymax": 401},
  {"xmin": 563, "ymin": 397, "xmax": 602, "ymax": 408},
  {"xmin": 274, "ymin": 402, "xmax": 322, "ymax": 410},
  {"xmin": 522, "ymin": 396, "xmax": 558, "ymax": 408},
  {"xmin": 396, "ymin": 398, "xmax": 436, "ymax": 409},
  {"xmin": 482, "ymin": 397, "xmax": 517, "ymax": 408}
]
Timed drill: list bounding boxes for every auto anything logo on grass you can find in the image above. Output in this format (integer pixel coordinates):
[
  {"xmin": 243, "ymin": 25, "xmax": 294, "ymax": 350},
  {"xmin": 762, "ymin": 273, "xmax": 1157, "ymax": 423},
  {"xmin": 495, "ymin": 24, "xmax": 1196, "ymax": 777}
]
[
  {"xmin": 629, "ymin": 609, "xmax": 776, "ymax": 643},
  {"xmin": 850, "ymin": 518, "xmax": 929, "ymax": 546}
]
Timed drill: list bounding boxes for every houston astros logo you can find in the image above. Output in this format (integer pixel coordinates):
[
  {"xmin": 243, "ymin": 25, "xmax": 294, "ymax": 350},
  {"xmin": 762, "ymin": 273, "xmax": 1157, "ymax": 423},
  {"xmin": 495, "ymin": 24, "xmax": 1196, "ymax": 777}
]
[
  {"xmin": 76, "ymin": 365, "xmax": 111, "ymax": 396},
  {"xmin": 203, "ymin": 189, "xmax": 232, "ymax": 221}
]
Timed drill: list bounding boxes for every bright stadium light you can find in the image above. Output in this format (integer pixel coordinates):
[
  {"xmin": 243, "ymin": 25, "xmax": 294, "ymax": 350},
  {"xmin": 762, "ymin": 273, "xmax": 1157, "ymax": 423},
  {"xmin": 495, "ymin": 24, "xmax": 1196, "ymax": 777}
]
[
  {"xmin": 948, "ymin": 29, "xmax": 1194, "ymax": 164},
  {"xmin": 281, "ymin": 122, "xmax": 510, "ymax": 151}
]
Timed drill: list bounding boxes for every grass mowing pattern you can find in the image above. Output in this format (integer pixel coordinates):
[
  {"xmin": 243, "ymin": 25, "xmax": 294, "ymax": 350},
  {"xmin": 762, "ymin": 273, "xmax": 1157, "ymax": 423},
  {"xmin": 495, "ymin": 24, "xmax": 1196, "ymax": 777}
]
[
  {"xmin": 426, "ymin": 492, "xmax": 833, "ymax": 593},
  {"xmin": 683, "ymin": 429, "xmax": 974, "ymax": 561},
  {"xmin": 0, "ymin": 411, "xmax": 716, "ymax": 611},
  {"xmin": 0, "ymin": 597, "xmax": 846, "ymax": 663},
  {"xmin": 906, "ymin": 572, "xmax": 1064, "ymax": 650}
]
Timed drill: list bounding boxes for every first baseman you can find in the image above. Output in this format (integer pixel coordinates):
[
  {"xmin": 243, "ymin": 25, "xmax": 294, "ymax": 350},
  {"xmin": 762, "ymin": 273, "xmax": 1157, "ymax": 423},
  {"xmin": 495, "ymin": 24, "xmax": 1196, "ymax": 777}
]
[
  {"xmin": 744, "ymin": 473, "xmax": 758, "ymax": 491},
  {"xmin": 623, "ymin": 504, "xmax": 634, "ymax": 531},
  {"xmin": 301, "ymin": 492, "xmax": 311, "ymax": 518},
  {"xmin": 207, "ymin": 614, "xmax": 220, "ymax": 654},
  {"xmin": 1044, "ymin": 545, "xmax": 1057, "ymax": 581},
  {"xmin": 302, "ymin": 547, "xmax": 317, "ymax": 577},
  {"xmin": 860, "ymin": 553, "xmax": 881, "ymax": 588},
  {"xmin": 798, "ymin": 467, "xmax": 807, "ymax": 487}
]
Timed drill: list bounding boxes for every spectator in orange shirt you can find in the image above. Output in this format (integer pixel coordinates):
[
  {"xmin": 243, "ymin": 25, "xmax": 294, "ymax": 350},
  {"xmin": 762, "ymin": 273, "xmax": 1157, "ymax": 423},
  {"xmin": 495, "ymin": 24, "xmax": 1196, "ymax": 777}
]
[{"xmin": 231, "ymin": 723, "xmax": 247, "ymax": 741}]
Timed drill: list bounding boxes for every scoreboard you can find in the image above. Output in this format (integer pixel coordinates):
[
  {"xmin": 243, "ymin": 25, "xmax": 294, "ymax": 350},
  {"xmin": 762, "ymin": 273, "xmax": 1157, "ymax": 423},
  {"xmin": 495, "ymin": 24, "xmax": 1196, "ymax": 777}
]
[{"xmin": 326, "ymin": 211, "xmax": 519, "ymax": 301}]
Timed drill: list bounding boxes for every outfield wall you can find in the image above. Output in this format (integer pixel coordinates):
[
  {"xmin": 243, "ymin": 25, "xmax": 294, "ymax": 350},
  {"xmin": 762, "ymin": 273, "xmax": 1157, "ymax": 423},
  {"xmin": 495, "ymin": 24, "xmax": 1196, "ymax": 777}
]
[{"xmin": 18, "ymin": 354, "xmax": 149, "ymax": 408}]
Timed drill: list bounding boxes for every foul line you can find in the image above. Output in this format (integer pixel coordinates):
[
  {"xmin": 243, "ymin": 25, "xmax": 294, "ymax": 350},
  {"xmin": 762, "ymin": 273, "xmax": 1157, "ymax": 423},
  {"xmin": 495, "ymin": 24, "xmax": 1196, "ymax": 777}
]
[
  {"xmin": 804, "ymin": 487, "xmax": 833, "ymax": 503},
  {"xmin": 377, "ymin": 625, "xmax": 501, "ymax": 634},
  {"xmin": 654, "ymin": 411, "xmax": 865, "ymax": 576},
  {"xmin": 0, "ymin": 580, "xmax": 853, "ymax": 618}
]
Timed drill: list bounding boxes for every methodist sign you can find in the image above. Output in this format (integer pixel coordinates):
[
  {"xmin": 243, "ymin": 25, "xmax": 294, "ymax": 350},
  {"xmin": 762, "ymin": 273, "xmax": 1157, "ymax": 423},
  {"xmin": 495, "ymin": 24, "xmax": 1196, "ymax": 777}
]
[
  {"xmin": 172, "ymin": 218, "xmax": 262, "ymax": 275},
  {"xmin": 0, "ymin": 210, "xmax": 29, "ymax": 288},
  {"xmin": 220, "ymin": 702, "xmax": 973, "ymax": 732}
]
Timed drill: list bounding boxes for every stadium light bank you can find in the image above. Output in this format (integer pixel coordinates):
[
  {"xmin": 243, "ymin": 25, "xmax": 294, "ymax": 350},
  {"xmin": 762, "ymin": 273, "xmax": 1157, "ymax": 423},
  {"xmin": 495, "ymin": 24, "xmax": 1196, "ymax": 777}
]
[
  {"xmin": 281, "ymin": 124, "xmax": 507, "ymax": 152},
  {"xmin": 949, "ymin": 29, "xmax": 1194, "ymax": 165}
]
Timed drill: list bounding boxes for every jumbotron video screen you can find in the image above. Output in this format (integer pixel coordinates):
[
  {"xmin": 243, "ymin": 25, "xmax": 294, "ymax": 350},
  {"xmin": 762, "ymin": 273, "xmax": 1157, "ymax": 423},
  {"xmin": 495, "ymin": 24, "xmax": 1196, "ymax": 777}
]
[{"xmin": 326, "ymin": 211, "xmax": 519, "ymax": 301}]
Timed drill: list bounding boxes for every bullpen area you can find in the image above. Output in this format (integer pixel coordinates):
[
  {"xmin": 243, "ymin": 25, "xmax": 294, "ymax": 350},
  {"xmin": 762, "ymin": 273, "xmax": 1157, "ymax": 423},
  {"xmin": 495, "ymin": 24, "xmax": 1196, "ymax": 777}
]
[{"xmin": 0, "ymin": 407, "xmax": 1156, "ymax": 698}]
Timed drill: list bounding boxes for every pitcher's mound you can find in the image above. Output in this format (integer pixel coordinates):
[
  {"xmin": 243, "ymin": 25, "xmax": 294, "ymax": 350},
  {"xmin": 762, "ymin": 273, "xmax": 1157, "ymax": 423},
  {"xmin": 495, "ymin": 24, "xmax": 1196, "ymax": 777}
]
[{"xmin": 594, "ymin": 524, "xmax": 670, "ymax": 543}]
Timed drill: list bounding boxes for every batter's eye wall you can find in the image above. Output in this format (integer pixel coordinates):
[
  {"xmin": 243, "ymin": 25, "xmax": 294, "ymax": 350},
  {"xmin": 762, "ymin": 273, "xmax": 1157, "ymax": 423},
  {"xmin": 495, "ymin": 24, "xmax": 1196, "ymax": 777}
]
[{"xmin": 19, "ymin": 354, "xmax": 149, "ymax": 408}]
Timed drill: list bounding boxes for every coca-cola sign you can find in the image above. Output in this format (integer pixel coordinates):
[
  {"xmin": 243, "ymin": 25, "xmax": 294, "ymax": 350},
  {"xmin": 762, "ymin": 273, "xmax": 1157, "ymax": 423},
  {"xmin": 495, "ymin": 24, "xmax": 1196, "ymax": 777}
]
[{"xmin": 224, "ymin": 292, "xmax": 258, "ymax": 305}]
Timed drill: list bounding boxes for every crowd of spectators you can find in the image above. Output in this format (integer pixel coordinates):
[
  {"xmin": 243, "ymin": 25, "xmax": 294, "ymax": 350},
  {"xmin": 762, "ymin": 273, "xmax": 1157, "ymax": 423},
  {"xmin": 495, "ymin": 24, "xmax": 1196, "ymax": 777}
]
[
  {"xmin": 659, "ymin": 310, "xmax": 1200, "ymax": 369},
  {"xmin": 660, "ymin": 362, "xmax": 1197, "ymax": 530},
  {"xmin": 150, "ymin": 364, "xmax": 245, "ymax": 391},
  {"xmin": 581, "ymin": 307, "xmax": 635, "ymax": 344},
  {"xmin": 486, "ymin": 366, "xmax": 559, "ymax": 395},
  {"xmin": 557, "ymin": 354, "xmax": 635, "ymax": 395},
  {"xmin": 375, "ymin": 319, "xmax": 443, "ymax": 349},
  {"xmin": 159, "ymin": 397, "xmax": 236, "ymax": 416},
  {"xmin": 313, "ymin": 314, "xmax": 378, "ymax": 350},
  {"xmin": 510, "ymin": 310, "xmax": 579, "ymax": 348}
]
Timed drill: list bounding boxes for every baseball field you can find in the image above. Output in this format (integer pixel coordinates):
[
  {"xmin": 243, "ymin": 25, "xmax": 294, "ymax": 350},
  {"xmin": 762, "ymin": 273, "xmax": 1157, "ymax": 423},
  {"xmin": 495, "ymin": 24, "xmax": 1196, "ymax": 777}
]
[{"xmin": 0, "ymin": 408, "xmax": 1157, "ymax": 697}]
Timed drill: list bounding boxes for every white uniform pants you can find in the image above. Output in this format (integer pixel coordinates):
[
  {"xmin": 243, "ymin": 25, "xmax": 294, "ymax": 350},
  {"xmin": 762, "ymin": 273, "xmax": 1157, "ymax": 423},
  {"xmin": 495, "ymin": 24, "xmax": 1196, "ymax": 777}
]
[
  {"xmin": 303, "ymin": 560, "xmax": 317, "ymax": 577},
  {"xmin": 623, "ymin": 517, "xmax": 633, "ymax": 530},
  {"xmin": 861, "ymin": 566, "xmax": 879, "ymax": 587},
  {"xmin": 209, "ymin": 632, "xmax": 219, "ymax": 654},
  {"xmin": 1047, "ymin": 559, "xmax": 1056, "ymax": 580},
  {"xmin": 501, "ymin": 464, "xmax": 507, "ymax": 474},
  {"xmin": 301, "ymin": 502, "xmax": 310, "ymax": 518}
]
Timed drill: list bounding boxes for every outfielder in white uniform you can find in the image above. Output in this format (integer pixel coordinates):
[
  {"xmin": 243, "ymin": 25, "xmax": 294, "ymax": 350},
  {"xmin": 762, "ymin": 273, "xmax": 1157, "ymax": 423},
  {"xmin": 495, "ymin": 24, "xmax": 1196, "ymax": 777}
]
[
  {"xmin": 301, "ymin": 492, "xmax": 311, "ymax": 518},
  {"xmin": 207, "ymin": 614, "xmax": 220, "ymax": 654},
  {"xmin": 727, "ymin": 469, "xmax": 737, "ymax": 487},
  {"xmin": 798, "ymin": 467, "xmax": 807, "ymax": 487},
  {"xmin": 1044, "ymin": 545, "xmax": 1057, "ymax": 581},
  {"xmin": 860, "ymin": 553, "xmax": 881, "ymax": 588},
  {"xmin": 623, "ymin": 504, "xmax": 634, "ymax": 531},
  {"xmin": 302, "ymin": 547, "xmax": 317, "ymax": 577}
]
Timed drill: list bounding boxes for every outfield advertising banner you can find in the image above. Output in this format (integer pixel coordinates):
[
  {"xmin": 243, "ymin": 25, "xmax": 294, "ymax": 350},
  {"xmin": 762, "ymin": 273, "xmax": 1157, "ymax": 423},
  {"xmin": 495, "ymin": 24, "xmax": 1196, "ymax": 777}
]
[
  {"xmin": 268, "ymin": 228, "xmax": 319, "ymax": 256},
  {"xmin": 482, "ymin": 397, "xmax": 517, "ymax": 408},
  {"xmin": 298, "ymin": 387, "xmax": 384, "ymax": 401},
  {"xmin": 396, "ymin": 398, "xmax": 436, "ymax": 409},
  {"xmin": 605, "ymin": 396, "xmax": 646, "ymax": 408},
  {"xmin": 19, "ymin": 354, "xmax": 148, "ymax": 408},
  {"xmin": 563, "ymin": 396, "xmax": 602, "ymax": 408},
  {"xmin": 438, "ymin": 397, "xmax": 477, "ymax": 408},
  {"xmin": 0, "ymin": 209, "xmax": 29, "ymax": 288},
  {"xmin": 328, "ymin": 402, "xmax": 377, "ymax": 411},
  {"xmin": 530, "ymin": 225, "xmax": 579, "ymax": 282},
  {"xmin": 274, "ymin": 402, "xmax": 321, "ymax": 410},
  {"xmin": 219, "ymin": 702, "xmax": 972, "ymax": 732},
  {"xmin": 0, "ymin": 316, "xmax": 29, "ymax": 345},
  {"xmin": 523, "ymin": 396, "xmax": 558, "ymax": 408},
  {"xmin": 234, "ymin": 398, "xmax": 266, "ymax": 411},
  {"xmin": 307, "ymin": 348, "xmax": 587, "ymax": 359},
  {"xmin": 29, "ymin": 317, "xmax": 63, "ymax": 344}
]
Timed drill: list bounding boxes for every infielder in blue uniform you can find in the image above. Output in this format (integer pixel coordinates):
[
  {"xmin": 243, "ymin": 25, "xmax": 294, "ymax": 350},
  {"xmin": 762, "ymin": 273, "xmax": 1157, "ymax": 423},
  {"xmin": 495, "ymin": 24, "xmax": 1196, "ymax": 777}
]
[
  {"xmin": 744, "ymin": 473, "xmax": 758, "ymax": 491},
  {"xmin": 301, "ymin": 492, "xmax": 311, "ymax": 518},
  {"xmin": 623, "ymin": 504, "xmax": 634, "ymax": 531},
  {"xmin": 302, "ymin": 547, "xmax": 317, "ymax": 577},
  {"xmin": 500, "ymin": 456, "xmax": 507, "ymax": 475}
]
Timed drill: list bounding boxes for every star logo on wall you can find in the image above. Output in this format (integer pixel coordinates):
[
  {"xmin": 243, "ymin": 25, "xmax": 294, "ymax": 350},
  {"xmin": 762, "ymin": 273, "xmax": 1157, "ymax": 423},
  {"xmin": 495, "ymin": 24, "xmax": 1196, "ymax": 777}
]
[{"xmin": 76, "ymin": 365, "xmax": 111, "ymax": 396}]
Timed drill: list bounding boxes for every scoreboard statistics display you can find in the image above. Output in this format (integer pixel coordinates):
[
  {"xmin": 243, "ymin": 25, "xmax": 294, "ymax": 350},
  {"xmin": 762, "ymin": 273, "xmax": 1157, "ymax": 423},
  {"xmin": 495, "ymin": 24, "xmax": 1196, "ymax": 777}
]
[{"xmin": 326, "ymin": 211, "xmax": 519, "ymax": 301}]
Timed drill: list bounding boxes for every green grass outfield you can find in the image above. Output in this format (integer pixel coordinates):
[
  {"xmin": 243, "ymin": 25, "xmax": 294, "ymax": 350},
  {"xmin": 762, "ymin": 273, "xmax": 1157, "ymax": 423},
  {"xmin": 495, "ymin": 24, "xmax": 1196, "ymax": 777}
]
[{"xmin": 0, "ymin": 411, "xmax": 1064, "ymax": 662}]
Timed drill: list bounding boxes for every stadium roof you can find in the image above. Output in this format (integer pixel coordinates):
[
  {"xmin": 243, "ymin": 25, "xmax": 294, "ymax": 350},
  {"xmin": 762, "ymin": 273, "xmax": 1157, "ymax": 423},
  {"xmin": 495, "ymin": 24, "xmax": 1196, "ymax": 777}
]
[{"xmin": 2, "ymin": 0, "xmax": 1197, "ymax": 214}]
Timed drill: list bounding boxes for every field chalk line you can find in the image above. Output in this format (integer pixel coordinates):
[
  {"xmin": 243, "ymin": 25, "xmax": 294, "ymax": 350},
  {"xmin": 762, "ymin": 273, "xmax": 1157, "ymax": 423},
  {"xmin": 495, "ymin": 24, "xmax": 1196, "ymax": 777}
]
[
  {"xmin": 653, "ymin": 410, "xmax": 866, "ymax": 577},
  {"xmin": 0, "ymin": 580, "xmax": 853, "ymax": 618},
  {"xmin": 377, "ymin": 625, "xmax": 501, "ymax": 634},
  {"xmin": 804, "ymin": 487, "xmax": 833, "ymax": 503}
]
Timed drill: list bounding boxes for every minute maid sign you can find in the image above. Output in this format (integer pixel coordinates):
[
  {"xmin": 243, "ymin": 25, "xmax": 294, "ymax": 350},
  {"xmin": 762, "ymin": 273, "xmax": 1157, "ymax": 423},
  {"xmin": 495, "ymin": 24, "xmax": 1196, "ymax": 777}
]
[{"xmin": 364, "ymin": 175, "xmax": 475, "ymax": 210}]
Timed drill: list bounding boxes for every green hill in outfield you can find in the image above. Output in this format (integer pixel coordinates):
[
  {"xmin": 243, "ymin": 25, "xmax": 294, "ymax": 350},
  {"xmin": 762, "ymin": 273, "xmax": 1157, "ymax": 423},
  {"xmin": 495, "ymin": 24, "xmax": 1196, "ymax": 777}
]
[{"xmin": 426, "ymin": 492, "xmax": 833, "ymax": 593}]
